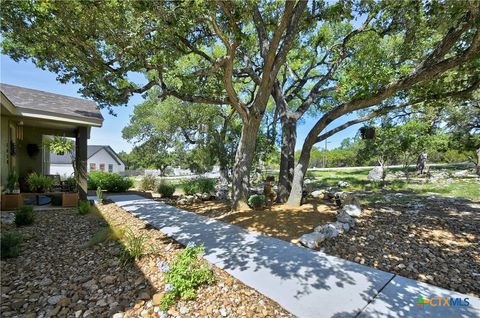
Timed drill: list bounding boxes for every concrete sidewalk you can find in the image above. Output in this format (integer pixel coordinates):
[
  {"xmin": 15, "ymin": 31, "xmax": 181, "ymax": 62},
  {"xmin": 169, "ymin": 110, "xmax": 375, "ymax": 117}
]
[{"xmin": 108, "ymin": 195, "xmax": 480, "ymax": 318}]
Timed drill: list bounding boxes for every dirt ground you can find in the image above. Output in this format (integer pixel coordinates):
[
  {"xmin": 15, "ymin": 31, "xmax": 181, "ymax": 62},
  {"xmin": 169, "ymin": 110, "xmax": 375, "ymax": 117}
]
[{"xmin": 156, "ymin": 196, "xmax": 337, "ymax": 242}]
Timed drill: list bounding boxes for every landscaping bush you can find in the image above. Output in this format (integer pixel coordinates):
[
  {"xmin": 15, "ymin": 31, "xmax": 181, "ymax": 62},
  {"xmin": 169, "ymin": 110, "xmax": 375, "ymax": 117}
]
[
  {"xmin": 88, "ymin": 172, "xmax": 133, "ymax": 192},
  {"xmin": 78, "ymin": 201, "xmax": 91, "ymax": 215},
  {"xmin": 160, "ymin": 243, "xmax": 213, "ymax": 310},
  {"xmin": 158, "ymin": 181, "xmax": 176, "ymax": 197},
  {"xmin": 248, "ymin": 194, "xmax": 265, "ymax": 209},
  {"xmin": 26, "ymin": 173, "xmax": 54, "ymax": 192},
  {"xmin": 1, "ymin": 232, "xmax": 22, "ymax": 259},
  {"xmin": 14, "ymin": 205, "xmax": 35, "ymax": 226},
  {"xmin": 120, "ymin": 229, "xmax": 147, "ymax": 265},
  {"xmin": 183, "ymin": 178, "xmax": 215, "ymax": 195},
  {"xmin": 139, "ymin": 174, "xmax": 157, "ymax": 191}
]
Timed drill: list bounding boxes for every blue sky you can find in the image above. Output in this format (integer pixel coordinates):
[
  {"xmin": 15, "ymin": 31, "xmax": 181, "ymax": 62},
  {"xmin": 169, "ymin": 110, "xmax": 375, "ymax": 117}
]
[{"xmin": 1, "ymin": 54, "xmax": 362, "ymax": 153}]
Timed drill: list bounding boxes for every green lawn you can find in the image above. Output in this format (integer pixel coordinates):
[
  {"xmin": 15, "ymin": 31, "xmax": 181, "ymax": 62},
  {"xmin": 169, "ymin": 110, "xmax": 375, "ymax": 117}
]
[{"xmin": 306, "ymin": 165, "xmax": 479, "ymax": 202}]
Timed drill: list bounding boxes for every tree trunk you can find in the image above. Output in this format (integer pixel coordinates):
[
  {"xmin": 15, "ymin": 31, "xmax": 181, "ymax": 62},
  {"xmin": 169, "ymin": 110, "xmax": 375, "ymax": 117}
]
[
  {"xmin": 232, "ymin": 118, "xmax": 261, "ymax": 210},
  {"xmin": 286, "ymin": 137, "xmax": 314, "ymax": 206},
  {"xmin": 277, "ymin": 117, "xmax": 296, "ymax": 202}
]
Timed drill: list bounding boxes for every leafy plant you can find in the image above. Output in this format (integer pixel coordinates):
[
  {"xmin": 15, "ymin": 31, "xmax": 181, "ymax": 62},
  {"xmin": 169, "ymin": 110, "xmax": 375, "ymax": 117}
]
[
  {"xmin": 139, "ymin": 174, "xmax": 157, "ymax": 191},
  {"xmin": 63, "ymin": 177, "xmax": 77, "ymax": 192},
  {"xmin": 43, "ymin": 136, "xmax": 74, "ymax": 155},
  {"xmin": 120, "ymin": 229, "xmax": 147, "ymax": 265},
  {"xmin": 96, "ymin": 187, "xmax": 104, "ymax": 203},
  {"xmin": 88, "ymin": 172, "xmax": 133, "ymax": 192},
  {"xmin": 160, "ymin": 243, "xmax": 213, "ymax": 310},
  {"xmin": 78, "ymin": 201, "xmax": 91, "ymax": 215},
  {"xmin": 1, "ymin": 232, "xmax": 22, "ymax": 259},
  {"xmin": 183, "ymin": 178, "xmax": 215, "ymax": 195},
  {"xmin": 158, "ymin": 181, "xmax": 176, "ymax": 197},
  {"xmin": 248, "ymin": 194, "xmax": 265, "ymax": 209},
  {"xmin": 26, "ymin": 173, "xmax": 54, "ymax": 192},
  {"xmin": 14, "ymin": 205, "xmax": 35, "ymax": 226},
  {"xmin": 6, "ymin": 170, "xmax": 19, "ymax": 192}
]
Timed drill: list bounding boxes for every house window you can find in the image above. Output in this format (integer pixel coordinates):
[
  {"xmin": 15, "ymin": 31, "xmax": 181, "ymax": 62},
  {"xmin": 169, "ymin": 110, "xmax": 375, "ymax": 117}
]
[
  {"xmin": 99, "ymin": 163, "xmax": 105, "ymax": 171},
  {"xmin": 108, "ymin": 164, "xmax": 113, "ymax": 172},
  {"xmin": 90, "ymin": 163, "xmax": 96, "ymax": 171}
]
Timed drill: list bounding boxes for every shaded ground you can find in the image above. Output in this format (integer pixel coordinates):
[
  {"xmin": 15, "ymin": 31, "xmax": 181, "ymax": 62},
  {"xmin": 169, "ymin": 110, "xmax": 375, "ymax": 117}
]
[
  {"xmin": 167, "ymin": 199, "xmax": 337, "ymax": 242},
  {"xmin": 0, "ymin": 204, "xmax": 292, "ymax": 317},
  {"xmin": 152, "ymin": 173, "xmax": 480, "ymax": 297}
]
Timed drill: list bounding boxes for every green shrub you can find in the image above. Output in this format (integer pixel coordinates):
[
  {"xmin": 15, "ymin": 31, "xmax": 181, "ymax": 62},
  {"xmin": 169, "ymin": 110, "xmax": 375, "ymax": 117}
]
[
  {"xmin": 87, "ymin": 226, "xmax": 125, "ymax": 247},
  {"xmin": 14, "ymin": 205, "xmax": 35, "ymax": 226},
  {"xmin": 88, "ymin": 172, "xmax": 133, "ymax": 192},
  {"xmin": 120, "ymin": 229, "xmax": 147, "ymax": 265},
  {"xmin": 139, "ymin": 174, "xmax": 157, "ymax": 191},
  {"xmin": 1, "ymin": 232, "xmax": 22, "ymax": 259},
  {"xmin": 160, "ymin": 243, "xmax": 213, "ymax": 310},
  {"xmin": 248, "ymin": 194, "xmax": 265, "ymax": 209},
  {"xmin": 26, "ymin": 173, "xmax": 54, "ymax": 192},
  {"xmin": 183, "ymin": 178, "xmax": 215, "ymax": 195},
  {"xmin": 158, "ymin": 181, "xmax": 176, "ymax": 197},
  {"xmin": 78, "ymin": 201, "xmax": 91, "ymax": 215}
]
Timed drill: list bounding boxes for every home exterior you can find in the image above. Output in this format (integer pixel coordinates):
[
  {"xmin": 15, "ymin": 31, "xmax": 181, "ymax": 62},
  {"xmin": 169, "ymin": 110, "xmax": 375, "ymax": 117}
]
[
  {"xmin": 0, "ymin": 83, "xmax": 103, "ymax": 200},
  {"xmin": 50, "ymin": 145, "xmax": 125, "ymax": 176}
]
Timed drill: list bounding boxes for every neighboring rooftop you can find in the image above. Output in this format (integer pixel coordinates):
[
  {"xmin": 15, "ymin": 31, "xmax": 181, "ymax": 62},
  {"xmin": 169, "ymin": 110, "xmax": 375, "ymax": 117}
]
[
  {"xmin": 50, "ymin": 145, "xmax": 123, "ymax": 165},
  {"xmin": 0, "ymin": 83, "xmax": 103, "ymax": 121}
]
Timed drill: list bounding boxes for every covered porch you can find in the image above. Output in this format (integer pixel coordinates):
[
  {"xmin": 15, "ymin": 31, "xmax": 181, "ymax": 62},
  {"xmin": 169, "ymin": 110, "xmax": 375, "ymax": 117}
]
[{"xmin": 1, "ymin": 83, "xmax": 103, "ymax": 205}]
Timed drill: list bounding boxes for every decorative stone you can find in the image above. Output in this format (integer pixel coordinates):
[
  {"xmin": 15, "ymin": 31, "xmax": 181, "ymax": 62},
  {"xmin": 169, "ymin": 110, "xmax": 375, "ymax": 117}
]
[
  {"xmin": 337, "ymin": 210, "xmax": 355, "ymax": 227},
  {"xmin": 310, "ymin": 190, "xmax": 326, "ymax": 199},
  {"xmin": 152, "ymin": 292, "xmax": 164, "ymax": 306},
  {"xmin": 337, "ymin": 181, "xmax": 351, "ymax": 188},
  {"xmin": 298, "ymin": 232, "xmax": 326, "ymax": 249},
  {"xmin": 342, "ymin": 204, "xmax": 362, "ymax": 217},
  {"xmin": 368, "ymin": 166, "xmax": 384, "ymax": 180}
]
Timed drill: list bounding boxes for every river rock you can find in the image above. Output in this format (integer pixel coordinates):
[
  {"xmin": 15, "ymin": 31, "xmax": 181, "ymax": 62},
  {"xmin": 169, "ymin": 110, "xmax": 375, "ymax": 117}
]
[{"xmin": 342, "ymin": 204, "xmax": 362, "ymax": 217}]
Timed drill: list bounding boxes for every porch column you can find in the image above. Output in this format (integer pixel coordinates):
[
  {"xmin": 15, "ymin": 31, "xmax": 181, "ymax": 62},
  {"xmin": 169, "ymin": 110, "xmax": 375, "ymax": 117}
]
[{"xmin": 76, "ymin": 127, "xmax": 88, "ymax": 201}]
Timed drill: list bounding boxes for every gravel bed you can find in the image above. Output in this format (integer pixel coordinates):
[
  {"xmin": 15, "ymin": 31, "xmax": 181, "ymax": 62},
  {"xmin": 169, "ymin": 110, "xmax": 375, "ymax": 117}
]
[{"xmin": 1, "ymin": 204, "xmax": 293, "ymax": 318}]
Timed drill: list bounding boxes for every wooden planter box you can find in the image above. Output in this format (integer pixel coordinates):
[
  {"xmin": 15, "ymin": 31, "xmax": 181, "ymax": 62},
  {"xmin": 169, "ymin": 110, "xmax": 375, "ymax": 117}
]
[
  {"xmin": 1, "ymin": 193, "xmax": 23, "ymax": 210},
  {"xmin": 62, "ymin": 192, "xmax": 78, "ymax": 208}
]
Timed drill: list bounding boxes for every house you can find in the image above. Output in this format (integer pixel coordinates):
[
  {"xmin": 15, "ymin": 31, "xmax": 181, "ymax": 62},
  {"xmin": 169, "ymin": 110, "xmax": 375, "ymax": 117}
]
[
  {"xmin": 0, "ymin": 83, "xmax": 103, "ymax": 200},
  {"xmin": 50, "ymin": 145, "xmax": 125, "ymax": 176}
]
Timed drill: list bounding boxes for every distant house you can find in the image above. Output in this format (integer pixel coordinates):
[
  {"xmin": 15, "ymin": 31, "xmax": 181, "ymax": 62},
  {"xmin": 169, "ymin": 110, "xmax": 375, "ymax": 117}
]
[{"xmin": 50, "ymin": 145, "xmax": 125, "ymax": 177}]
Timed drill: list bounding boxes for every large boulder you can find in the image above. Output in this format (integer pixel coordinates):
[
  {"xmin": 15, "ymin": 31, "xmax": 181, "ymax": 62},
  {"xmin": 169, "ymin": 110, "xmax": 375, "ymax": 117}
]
[
  {"xmin": 368, "ymin": 166, "xmax": 384, "ymax": 181},
  {"xmin": 337, "ymin": 210, "xmax": 355, "ymax": 227},
  {"xmin": 298, "ymin": 232, "xmax": 326, "ymax": 249},
  {"xmin": 342, "ymin": 204, "xmax": 362, "ymax": 217}
]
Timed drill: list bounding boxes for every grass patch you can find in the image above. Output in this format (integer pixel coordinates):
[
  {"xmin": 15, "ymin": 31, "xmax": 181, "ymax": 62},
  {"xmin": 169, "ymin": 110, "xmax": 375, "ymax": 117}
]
[
  {"xmin": 87, "ymin": 226, "xmax": 125, "ymax": 247},
  {"xmin": 14, "ymin": 205, "xmax": 35, "ymax": 226},
  {"xmin": 120, "ymin": 229, "xmax": 148, "ymax": 265}
]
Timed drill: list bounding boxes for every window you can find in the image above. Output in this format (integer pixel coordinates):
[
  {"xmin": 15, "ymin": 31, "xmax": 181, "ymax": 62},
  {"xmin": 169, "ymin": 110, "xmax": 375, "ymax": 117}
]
[
  {"xmin": 108, "ymin": 164, "xmax": 113, "ymax": 172},
  {"xmin": 90, "ymin": 163, "xmax": 96, "ymax": 171},
  {"xmin": 99, "ymin": 163, "xmax": 105, "ymax": 172}
]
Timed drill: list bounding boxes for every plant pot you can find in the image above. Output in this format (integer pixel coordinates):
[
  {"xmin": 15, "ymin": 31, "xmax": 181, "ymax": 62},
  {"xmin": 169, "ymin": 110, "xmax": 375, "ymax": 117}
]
[
  {"xmin": 62, "ymin": 192, "xmax": 78, "ymax": 208},
  {"xmin": 1, "ymin": 193, "xmax": 23, "ymax": 210}
]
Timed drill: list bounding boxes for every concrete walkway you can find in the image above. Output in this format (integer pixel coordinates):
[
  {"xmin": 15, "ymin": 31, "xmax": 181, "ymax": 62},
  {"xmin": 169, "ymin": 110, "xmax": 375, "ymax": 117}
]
[{"xmin": 108, "ymin": 195, "xmax": 480, "ymax": 318}]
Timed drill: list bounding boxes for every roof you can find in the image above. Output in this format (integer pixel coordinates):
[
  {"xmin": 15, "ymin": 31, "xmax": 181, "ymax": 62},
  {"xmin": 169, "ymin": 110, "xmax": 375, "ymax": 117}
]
[
  {"xmin": 0, "ymin": 83, "xmax": 103, "ymax": 122},
  {"xmin": 50, "ymin": 145, "xmax": 124, "ymax": 165}
]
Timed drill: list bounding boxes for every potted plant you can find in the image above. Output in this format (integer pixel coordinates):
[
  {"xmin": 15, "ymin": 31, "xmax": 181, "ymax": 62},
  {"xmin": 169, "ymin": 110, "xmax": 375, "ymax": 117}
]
[
  {"xmin": 62, "ymin": 177, "xmax": 78, "ymax": 207},
  {"xmin": 26, "ymin": 173, "xmax": 54, "ymax": 193},
  {"xmin": 1, "ymin": 170, "xmax": 23, "ymax": 210}
]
